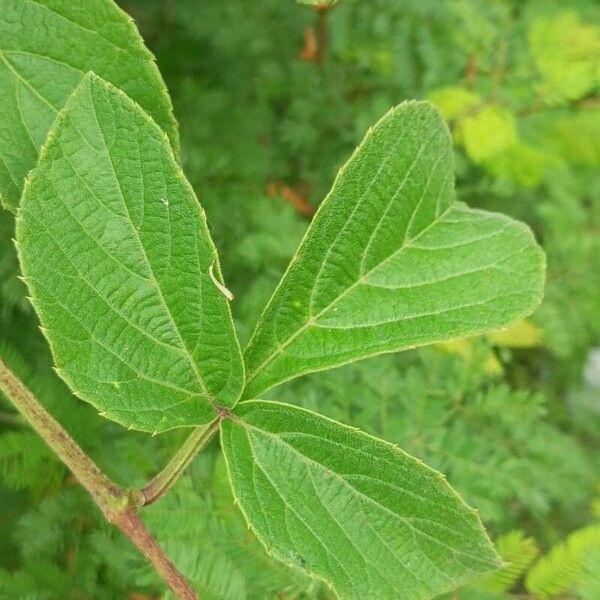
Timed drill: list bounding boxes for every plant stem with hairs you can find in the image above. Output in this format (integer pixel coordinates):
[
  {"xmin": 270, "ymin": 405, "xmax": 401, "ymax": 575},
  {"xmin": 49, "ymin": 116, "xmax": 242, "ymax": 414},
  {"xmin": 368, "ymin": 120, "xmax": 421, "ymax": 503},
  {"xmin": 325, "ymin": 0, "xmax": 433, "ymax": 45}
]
[
  {"xmin": 0, "ymin": 358, "xmax": 199, "ymax": 600},
  {"xmin": 142, "ymin": 418, "xmax": 220, "ymax": 506}
]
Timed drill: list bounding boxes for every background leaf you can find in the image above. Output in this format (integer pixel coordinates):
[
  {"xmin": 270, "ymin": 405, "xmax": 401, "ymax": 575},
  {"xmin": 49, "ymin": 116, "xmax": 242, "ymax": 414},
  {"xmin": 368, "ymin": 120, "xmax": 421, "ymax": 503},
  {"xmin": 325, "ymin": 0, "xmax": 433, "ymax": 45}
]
[
  {"xmin": 0, "ymin": 0, "xmax": 178, "ymax": 210},
  {"xmin": 16, "ymin": 73, "xmax": 243, "ymax": 432},
  {"xmin": 526, "ymin": 524, "xmax": 600, "ymax": 598},
  {"xmin": 529, "ymin": 11, "xmax": 600, "ymax": 105},
  {"xmin": 459, "ymin": 106, "xmax": 518, "ymax": 164},
  {"xmin": 244, "ymin": 101, "xmax": 545, "ymax": 398},
  {"xmin": 222, "ymin": 400, "xmax": 501, "ymax": 600},
  {"xmin": 477, "ymin": 530, "xmax": 539, "ymax": 593},
  {"xmin": 297, "ymin": 0, "xmax": 339, "ymax": 6}
]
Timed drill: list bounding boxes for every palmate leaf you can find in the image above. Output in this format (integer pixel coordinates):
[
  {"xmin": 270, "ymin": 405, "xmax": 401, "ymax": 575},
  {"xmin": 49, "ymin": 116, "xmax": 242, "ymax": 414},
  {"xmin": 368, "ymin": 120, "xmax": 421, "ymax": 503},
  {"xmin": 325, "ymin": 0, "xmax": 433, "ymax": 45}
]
[
  {"xmin": 222, "ymin": 401, "xmax": 501, "ymax": 600},
  {"xmin": 16, "ymin": 73, "xmax": 243, "ymax": 432},
  {"xmin": 0, "ymin": 0, "xmax": 178, "ymax": 210},
  {"xmin": 243, "ymin": 101, "xmax": 545, "ymax": 398}
]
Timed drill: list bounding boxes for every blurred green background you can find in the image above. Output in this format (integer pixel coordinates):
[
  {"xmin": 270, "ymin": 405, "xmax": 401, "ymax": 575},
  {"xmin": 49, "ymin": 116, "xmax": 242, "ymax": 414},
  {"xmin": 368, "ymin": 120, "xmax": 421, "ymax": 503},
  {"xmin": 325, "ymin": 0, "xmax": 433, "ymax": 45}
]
[{"xmin": 1, "ymin": 0, "xmax": 599, "ymax": 598}]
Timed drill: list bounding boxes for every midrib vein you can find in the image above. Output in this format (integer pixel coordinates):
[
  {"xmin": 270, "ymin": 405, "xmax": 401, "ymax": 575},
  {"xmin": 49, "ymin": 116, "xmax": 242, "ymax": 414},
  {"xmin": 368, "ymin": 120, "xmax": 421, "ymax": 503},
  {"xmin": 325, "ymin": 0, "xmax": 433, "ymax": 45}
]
[
  {"xmin": 27, "ymin": 266, "xmax": 197, "ymax": 397},
  {"xmin": 244, "ymin": 430, "xmax": 358, "ymax": 588},
  {"xmin": 89, "ymin": 98, "xmax": 214, "ymax": 403},
  {"xmin": 0, "ymin": 51, "xmax": 58, "ymax": 112},
  {"xmin": 246, "ymin": 202, "xmax": 454, "ymax": 384},
  {"xmin": 242, "ymin": 421, "xmax": 493, "ymax": 566},
  {"xmin": 260, "ymin": 424, "xmax": 471, "ymax": 518},
  {"xmin": 307, "ymin": 467, "xmax": 392, "ymax": 590},
  {"xmin": 27, "ymin": 203, "xmax": 187, "ymax": 355}
]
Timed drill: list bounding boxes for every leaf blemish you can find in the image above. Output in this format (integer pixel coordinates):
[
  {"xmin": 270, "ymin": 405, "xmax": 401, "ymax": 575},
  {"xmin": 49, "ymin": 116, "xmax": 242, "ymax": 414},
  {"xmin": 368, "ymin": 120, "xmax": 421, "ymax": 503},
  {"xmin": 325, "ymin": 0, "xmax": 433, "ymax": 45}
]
[{"xmin": 209, "ymin": 262, "xmax": 234, "ymax": 301}]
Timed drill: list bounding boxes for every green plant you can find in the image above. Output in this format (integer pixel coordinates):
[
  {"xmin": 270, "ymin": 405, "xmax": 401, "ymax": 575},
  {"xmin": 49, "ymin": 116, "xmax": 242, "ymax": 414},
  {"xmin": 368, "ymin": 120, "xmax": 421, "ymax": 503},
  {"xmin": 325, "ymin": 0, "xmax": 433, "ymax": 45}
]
[
  {"xmin": 444, "ymin": 492, "xmax": 600, "ymax": 600},
  {"xmin": 0, "ymin": 1, "xmax": 562, "ymax": 599},
  {"xmin": 526, "ymin": 523, "xmax": 600, "ymax": 599}
]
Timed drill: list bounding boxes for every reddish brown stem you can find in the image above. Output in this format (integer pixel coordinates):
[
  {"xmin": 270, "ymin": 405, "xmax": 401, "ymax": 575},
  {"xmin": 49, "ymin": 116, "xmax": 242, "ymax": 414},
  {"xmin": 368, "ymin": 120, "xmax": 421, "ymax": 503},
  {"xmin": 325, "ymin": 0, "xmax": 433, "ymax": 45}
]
[
  {"xmin": 115, "ymin": 509, "xmax": 198, "ymax": 600},
  {"xmin": 315, "ymin": 5, "xmax": 329, "ymax": 66},
  {"xmin": 0, "ymin": 358, "xmax": 198, "ymax": 600}
]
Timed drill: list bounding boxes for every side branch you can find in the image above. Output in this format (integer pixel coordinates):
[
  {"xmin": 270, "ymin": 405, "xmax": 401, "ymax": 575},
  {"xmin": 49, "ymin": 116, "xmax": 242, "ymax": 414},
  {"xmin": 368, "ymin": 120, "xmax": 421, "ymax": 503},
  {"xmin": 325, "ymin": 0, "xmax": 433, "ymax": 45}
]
[{"xmin": 0, "ymin": 358, "xmax": 199, "ymax": 600}]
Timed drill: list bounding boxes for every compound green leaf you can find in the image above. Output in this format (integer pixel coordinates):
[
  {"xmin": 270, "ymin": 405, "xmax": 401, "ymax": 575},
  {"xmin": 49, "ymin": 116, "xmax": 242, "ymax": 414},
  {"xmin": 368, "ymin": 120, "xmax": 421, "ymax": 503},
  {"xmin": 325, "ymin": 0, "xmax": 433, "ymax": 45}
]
[
  {"xmin": 243, "ymin": 101, "xmax": 544, "ymax": 398},
  {"xmin": 222, "ymin": 401, "xmax": 501, "ymax": 600},
  {"xmin": 16, "ymin": 74, "xmax": 243, "ymax": 432},
  {"xmin": 0, "ymin": 0, "xmax": 178, "ymax": 210}
]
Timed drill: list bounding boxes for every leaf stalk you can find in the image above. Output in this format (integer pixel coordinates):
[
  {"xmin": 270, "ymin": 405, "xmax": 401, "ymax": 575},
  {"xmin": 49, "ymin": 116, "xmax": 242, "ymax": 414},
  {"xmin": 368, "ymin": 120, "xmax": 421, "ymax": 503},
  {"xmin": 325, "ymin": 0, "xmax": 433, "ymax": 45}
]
[{"xmin": 142, "ymin": 418, "xmax": 221, "ymax": 506}]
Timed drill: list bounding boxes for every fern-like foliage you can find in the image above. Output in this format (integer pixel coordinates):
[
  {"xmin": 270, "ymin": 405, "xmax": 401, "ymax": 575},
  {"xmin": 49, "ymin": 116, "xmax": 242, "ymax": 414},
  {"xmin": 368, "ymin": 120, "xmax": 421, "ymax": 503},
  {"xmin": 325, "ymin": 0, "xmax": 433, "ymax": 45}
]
[
  {"xmin": 578, "ymin": 549, "xmax": 600, "ymax": 600},
  {"xmin": 481, "ymin": 530, "xmax": 540, "ymax": 593},
  {"xmin": 273, "ymin": 348, "xmax": 597, "ymax": 530},
  {"xmin": 0, "ymin": 210, "xmax": 27, "ymax": 314},
  {"xmin": 0, "ymin": 431, "xmax": 63, "ymax": 493},
  {"xmin": 526, "ymin": 524, "xmax": 600, "ymax": 598}
]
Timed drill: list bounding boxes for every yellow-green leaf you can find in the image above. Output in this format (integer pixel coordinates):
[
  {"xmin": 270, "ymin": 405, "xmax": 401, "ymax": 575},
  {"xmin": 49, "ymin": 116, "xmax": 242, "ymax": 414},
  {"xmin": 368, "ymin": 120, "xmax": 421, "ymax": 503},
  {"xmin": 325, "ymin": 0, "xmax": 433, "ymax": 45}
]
[
  {"xmin": 529, "ymin": 11, "xmax": 600, "ymax": 104},
  {"xmin": 428, "ymin": 86, "xmax": 482, "ymax": 121},
  {"xmin": 460, "ymin": 105, "xmax": 518, "ymax": 163}
]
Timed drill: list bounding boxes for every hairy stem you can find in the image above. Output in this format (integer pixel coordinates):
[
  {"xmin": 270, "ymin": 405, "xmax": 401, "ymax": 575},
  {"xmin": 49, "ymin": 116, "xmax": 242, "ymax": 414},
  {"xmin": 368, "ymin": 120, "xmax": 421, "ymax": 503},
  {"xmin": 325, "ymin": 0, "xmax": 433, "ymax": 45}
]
[
  {"xmin": 115, "ymin": 508, "xmax": 198, "ymax": 600},
  {"xmin": 142, "ymin": 418, "xmax": 220, "ymax": 506},
  {"xmin": 0, "ymin": 358, "xmax": 199, "ymax": 600},
  {"xmin": 0, "ymin": 358, "xmax": 122, "ymax": 513}
]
